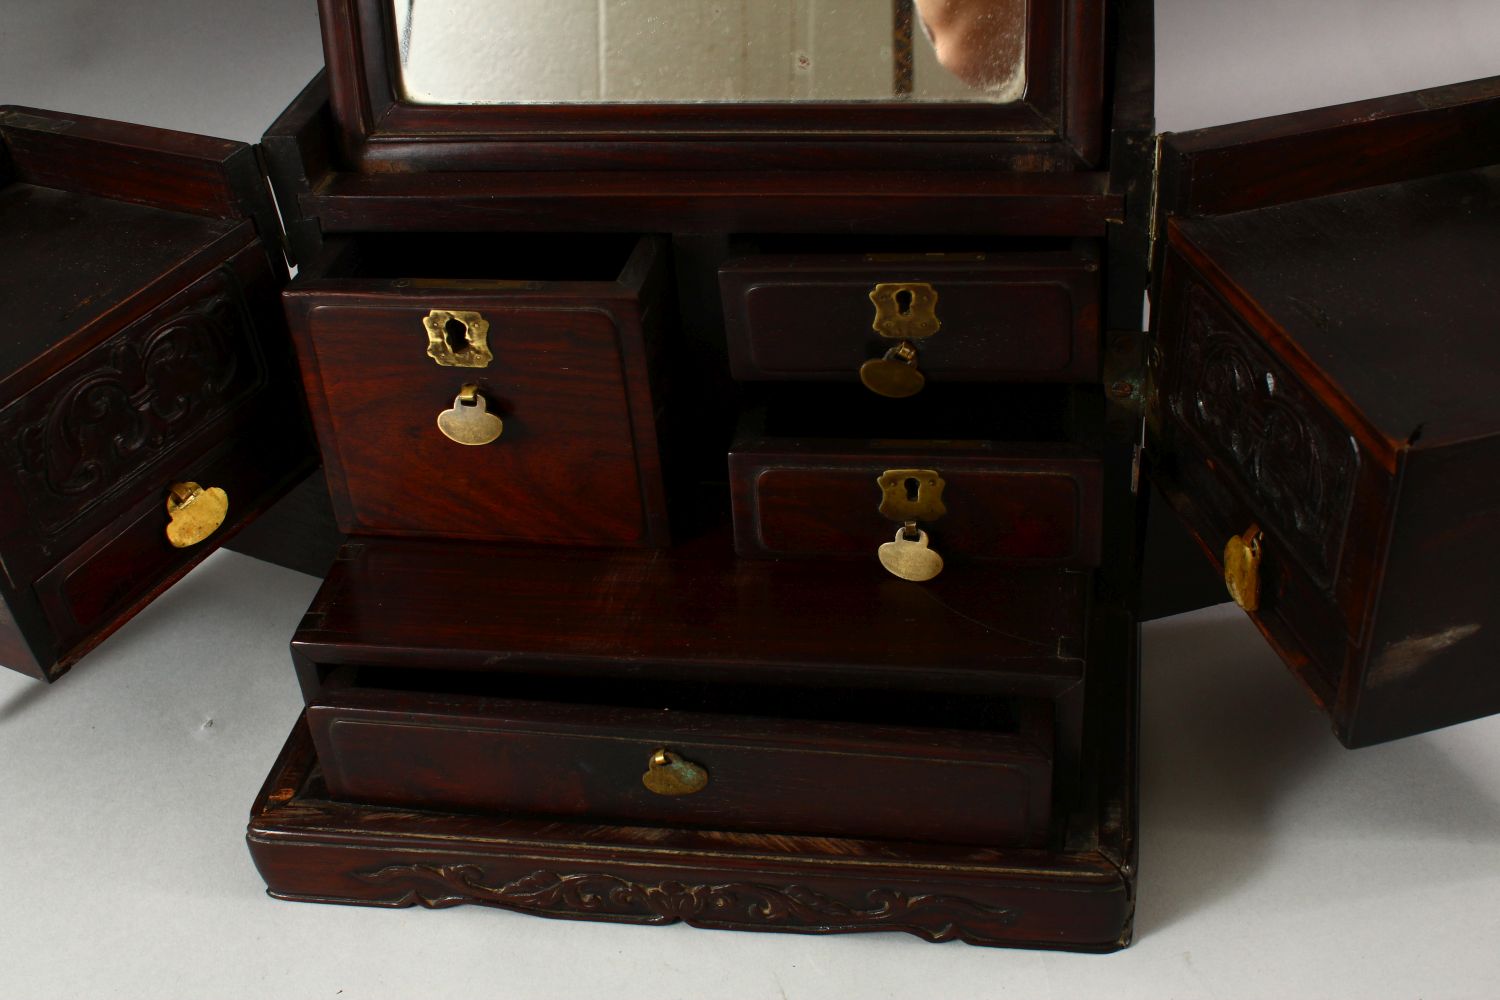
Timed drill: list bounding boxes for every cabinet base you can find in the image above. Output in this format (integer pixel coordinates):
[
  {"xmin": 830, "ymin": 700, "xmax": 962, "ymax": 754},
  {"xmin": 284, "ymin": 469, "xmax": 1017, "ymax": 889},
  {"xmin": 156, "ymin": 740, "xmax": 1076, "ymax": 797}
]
[{"xmin": 247, "ymin": 710, "xmax": 1136, "ymax": 951}]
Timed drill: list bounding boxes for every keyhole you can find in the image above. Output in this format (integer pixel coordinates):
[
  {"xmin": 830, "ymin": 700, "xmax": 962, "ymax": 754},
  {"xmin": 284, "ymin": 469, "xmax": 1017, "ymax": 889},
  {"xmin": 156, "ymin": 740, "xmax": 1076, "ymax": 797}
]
[
  {"xmin": 444, "ymin": 317, "xmax": 469, "ymax": 353},
  {"xmin": 895, "ymin": 289, "xmax": 914, "ymax": 316},
  {"xmin": 904, "ymin": 476, "xmax": 920, "ymax": 502}
]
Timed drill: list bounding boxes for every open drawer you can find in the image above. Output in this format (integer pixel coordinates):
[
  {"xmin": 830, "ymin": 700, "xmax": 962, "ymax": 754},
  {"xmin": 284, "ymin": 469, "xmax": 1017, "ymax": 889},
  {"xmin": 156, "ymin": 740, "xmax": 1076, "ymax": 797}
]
[
  {"xmin": 307, "ymin": 668, "xmax": 1054, "ymax": 848},
  {"xmin": 283, "ymin": 234, "xmax": 671, "ymax": 547}
]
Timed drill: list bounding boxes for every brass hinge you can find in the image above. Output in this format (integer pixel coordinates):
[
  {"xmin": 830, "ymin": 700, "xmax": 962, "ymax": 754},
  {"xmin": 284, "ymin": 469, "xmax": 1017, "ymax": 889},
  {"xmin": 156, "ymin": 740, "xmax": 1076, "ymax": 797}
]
[{"xmin": 1145, "ymin": 132, "xmax": 1166, "ymax": 278}]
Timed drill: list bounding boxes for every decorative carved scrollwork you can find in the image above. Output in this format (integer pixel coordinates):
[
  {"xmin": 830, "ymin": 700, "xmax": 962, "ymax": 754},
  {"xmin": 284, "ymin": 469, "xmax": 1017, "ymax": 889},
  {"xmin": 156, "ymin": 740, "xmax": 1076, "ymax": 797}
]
[
  {"xmin": 356, "ymin": 864, "xmax": 1023, "ymax": 943},
  {"xmin": 1168, "ymin": 283, "xmax": 1357, "ymax": 583},
  {"xmin": 0, "ymin": 267, "xmax": 265, "ymax": 544}
]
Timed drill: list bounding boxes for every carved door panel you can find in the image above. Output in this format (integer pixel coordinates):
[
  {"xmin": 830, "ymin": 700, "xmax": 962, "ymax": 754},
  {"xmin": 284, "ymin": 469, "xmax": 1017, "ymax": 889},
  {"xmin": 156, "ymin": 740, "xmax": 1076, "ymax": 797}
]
[
  {"xmin": 0, "ymin": 107, "xmax": 315, "ymax": 681},
  {"xmin": 1145, "ymin": 77, "xmax": 1500, "ymax": 746}
]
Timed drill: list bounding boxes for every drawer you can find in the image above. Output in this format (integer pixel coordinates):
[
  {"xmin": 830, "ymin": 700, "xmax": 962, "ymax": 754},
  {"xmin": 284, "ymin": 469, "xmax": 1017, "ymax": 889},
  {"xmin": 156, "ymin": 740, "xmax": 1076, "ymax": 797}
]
[
  {"xmin": 307, "ymin": 671, "xmax": 1054, "ymax": 848},
  {"xmin": 728, "ymin": 392, "xmax": 1103, "ymax": 567},
  {"xmin": 720, "ymin": 247, "xmax": 1100, "ymax": 387},
  {"xmin": 283, "ymin": 234, "xmax": 670, "ymax": 547}
]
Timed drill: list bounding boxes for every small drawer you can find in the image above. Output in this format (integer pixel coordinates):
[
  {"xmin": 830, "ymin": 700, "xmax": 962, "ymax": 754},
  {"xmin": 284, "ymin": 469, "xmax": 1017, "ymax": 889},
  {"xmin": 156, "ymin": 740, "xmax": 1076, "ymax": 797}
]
[
  {"xmin": 720, "ymin": 247, "xmax": 1100, "ymax": 387},
  {"xmin": 728, "ymin": 397, "xmax": 1103, "ymax": 567},
  {"xmin": 284, "ymin": 234, "xmax": 670, "ymax": 547},
  {"xmin": 307, "ymin": 672, "xmax": 1054, "ymax": 848}
]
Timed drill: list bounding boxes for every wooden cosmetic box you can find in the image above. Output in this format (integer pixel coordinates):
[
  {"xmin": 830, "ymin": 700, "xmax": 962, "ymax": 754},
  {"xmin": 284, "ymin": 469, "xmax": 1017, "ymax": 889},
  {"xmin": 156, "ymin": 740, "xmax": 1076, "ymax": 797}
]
[{"xmin": 6, "ymin": 0, "xmax": 1500, "ymax": 953}]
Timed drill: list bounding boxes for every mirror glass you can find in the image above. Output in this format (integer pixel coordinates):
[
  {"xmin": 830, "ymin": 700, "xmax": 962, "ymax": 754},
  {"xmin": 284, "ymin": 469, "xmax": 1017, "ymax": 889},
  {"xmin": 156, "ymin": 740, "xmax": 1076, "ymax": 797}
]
[{"xmin": 392, "ymin": 1, "xmax": 1028, "ymax": 105}]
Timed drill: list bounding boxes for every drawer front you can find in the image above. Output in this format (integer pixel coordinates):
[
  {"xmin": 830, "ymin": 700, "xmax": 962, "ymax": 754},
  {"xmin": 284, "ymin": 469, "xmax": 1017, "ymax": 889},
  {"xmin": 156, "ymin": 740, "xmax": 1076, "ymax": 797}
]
[
  {"xmin": 286, "ymin": 257, "xmax": 667, "ymax": 547},
  {"xmin": 720, "ymin": 250, "xmax": 1100, "ymax": 385},
  {"xmin": 308, "ymin": 687, "xmax": 1053, "ymax": 848},
  {"xmin": 730, "ymin": 441, "xmax": 1103, "ymax": 567}
]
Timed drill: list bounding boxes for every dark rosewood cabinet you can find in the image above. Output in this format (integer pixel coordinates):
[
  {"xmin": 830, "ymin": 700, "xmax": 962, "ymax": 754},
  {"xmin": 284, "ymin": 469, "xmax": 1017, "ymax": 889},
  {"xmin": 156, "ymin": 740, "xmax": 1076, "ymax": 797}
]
[{"xmin": 7, "ymin": 0, "xmax": 1500, "ymax": 955}]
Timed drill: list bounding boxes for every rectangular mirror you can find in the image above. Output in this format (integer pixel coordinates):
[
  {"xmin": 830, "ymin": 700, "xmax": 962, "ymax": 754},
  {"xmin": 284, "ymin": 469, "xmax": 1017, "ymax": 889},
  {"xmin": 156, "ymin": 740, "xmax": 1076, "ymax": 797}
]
[
  {"xmin": 392, "ymin": 0, "xmax": 1028, "ymax": 105},
  {"xmin": 316, "ymin": 0, "xmax": 1104, "ymax": 173}
]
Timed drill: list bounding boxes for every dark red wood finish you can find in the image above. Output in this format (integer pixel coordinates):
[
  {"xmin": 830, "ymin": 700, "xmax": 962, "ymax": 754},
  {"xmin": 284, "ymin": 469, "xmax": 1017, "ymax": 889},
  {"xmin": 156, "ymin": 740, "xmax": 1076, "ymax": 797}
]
[
  {"xmin": 1149, "ymin": 78, "xmax": 1500, "ymax": 746},
  {"xmin": 720, "ymin": 247, "xmax": 1101, "ymax": 384},
  {"xmin": 729, "ymin": 438, "xmax": 1103, "ymax": 567},
  {"xmin": 284, "ymin": 236, "xmax": 670, "ymax": 546},
  {"xmin": 0, "ymin": 108, "xmax": 315, "ymax": 681},
  {"xmin": 290, "ymin": 535, "xmax": 1088, "ymax": 702},
  {"xmin": 307, "ymin": 681, "xmax": 1054, "ymax": 848},
  {"xmin": 246, "ymin": 0, "xmax": 1155, "ymax": 952},
  {"xmin": 316, "ymin": 0, "xmax": 1108, "ymax": 173}
]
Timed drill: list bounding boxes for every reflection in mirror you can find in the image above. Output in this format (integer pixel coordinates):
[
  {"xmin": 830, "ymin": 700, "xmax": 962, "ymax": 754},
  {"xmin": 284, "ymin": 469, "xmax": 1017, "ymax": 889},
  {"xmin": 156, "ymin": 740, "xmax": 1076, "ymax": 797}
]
[{"xmin": 393, "ymin": 1, "xmax": 1027, "ymax": 105}]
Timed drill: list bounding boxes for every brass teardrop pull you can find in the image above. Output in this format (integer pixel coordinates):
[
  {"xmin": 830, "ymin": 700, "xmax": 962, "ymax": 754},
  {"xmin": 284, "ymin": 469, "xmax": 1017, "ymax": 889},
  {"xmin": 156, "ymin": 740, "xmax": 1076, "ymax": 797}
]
[
  {"xmin": 641, "ymin": 748, "xmax": 709, "ymax": 797},
  {"xmin": 859, "ymin": 340, "xmax": 926, "ymax": 398},
  {"xmin": 437, "ymin": 383, "xmax": 504, "ymax": 446},
  {"xmin": 165, "ymin": 482, "xmax": 229, "ymax": 548},
  {"xmin": 878, "ymin": 524, "xmax": 945, "ymax": 582},
  {"xmin": 1223, "ymin": 524, "xmax": 1264, "ymax": 612}
]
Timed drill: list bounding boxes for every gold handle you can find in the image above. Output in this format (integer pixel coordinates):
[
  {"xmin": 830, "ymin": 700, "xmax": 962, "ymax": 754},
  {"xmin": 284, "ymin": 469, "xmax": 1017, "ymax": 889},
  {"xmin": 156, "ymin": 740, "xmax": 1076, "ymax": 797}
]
[
  {"xmin": 641, "ymin": 748, "xmax": 709, "ymax": 796},
  {"xmin": 437, "ymin": 383, "xmax": 504, "ymax": 446},
  {"xmin": 859, "ymin": 340, "xmax": 926, "ymax": 398},
  {"xmin": 423, "ymin": 309, "xmax": 492, "ymax": 368},
  {"xmin": 878, "ymin": 523, "xmax": 945, "ymax": 582},
  {"xmin": 165, "ymin": 482, "xmax": 229, "ymax": 548},
  {"xmin": 1223, "ymin": 525, "xmax": 1264, "ymax": 612}
]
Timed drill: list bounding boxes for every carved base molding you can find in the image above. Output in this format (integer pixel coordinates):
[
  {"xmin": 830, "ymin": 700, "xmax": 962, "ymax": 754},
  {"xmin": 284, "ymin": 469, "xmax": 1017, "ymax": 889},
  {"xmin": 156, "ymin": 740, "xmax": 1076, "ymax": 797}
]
[{"xmin": 351, "ymin": 864, "xmax": 1023, "ymax": 943}]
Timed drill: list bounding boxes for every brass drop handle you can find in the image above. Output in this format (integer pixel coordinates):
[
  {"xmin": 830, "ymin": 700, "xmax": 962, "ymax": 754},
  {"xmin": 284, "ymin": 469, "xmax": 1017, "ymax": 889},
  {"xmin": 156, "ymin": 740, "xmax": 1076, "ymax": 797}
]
[
  {"xmin": 1223, "ymin": 524, "xmax": 1264, "ymax": 612},
  {"xmin": 641, "ymin": 748, "xmax": 709, "ymax": 797},
  {"xmin": 437, "ymin": 383, "xmax": 504, "ymax": 446},
  {"xmin": 165, "ymin": 482, "xmax": 229, "ymax": 548},
  {"xmin": 860, "ymin": 282, "xmax": 940, "ymax": 398},
  {"xmin": 860, "ymin": 341, "xmax": 926, "ymax": 398}
]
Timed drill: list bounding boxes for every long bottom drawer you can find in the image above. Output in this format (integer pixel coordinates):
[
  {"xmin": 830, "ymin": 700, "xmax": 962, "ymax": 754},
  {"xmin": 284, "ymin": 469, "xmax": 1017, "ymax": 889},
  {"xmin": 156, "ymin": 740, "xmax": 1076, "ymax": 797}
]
[{"xmin": 307, "ymin": 674, "xmax": 1054, "ymax": 848}]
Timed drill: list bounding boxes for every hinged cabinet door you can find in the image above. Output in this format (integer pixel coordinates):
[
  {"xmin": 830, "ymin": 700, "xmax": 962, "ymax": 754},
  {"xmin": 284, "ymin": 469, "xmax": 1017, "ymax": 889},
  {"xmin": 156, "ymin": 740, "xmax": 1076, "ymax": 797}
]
[
  {"xmin": 1145, "ymin": 76, "xmax": 1500, "ymax": 747},
  {"xmin": 0, "ymin": 108, "xmax": 317, "ymax": 681}
]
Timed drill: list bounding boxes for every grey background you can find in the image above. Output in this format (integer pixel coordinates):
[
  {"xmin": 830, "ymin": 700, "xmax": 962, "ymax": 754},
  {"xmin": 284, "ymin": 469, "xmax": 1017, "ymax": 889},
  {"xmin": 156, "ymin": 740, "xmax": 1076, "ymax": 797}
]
[{"xmin": 2, "ymin": 2, "xmax": 1500, "ymax": 997}]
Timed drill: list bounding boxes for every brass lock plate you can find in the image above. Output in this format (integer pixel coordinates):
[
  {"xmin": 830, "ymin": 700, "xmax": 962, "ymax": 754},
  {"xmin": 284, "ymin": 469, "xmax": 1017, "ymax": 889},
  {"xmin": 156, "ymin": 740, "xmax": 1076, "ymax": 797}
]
[
  {"xmin": 877, "ymin": 469, "xmax": 947, "ymax": 523},
  {"xmin": 642, "ymin": 748, "xmax": 708, "ymax": 796},
  {"xmin": 165, "ymin": 482, "xmax": 229, "ymax": 548},
  {"xmin": 869, "ymin": 282, "xmax": 940, "ymax": 340},
  {"xmin": 423, "ymin": 309, "xmax": 492, "ymax": 368},
  {"xmin": 1223, "ymin": 525, "xmax": 1264, "ymax": 612}
]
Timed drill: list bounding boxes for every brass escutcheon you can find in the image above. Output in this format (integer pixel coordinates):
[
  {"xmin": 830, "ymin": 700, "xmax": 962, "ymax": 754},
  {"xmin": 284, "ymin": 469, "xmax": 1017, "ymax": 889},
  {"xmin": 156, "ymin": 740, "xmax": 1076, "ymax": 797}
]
[
  {"xmin": 869, "ymin": 282, "xmax": 940, "ymax": 340},
  {"xmin": 437, "ymin": 383, "xmax": 504, "ymax": 446},
  {"xmin": 165, "ymin": 482, "xmax": 229, "ymax": 548},
  {"xmin": 877, "ymin": 469, "xmax": 947, "ymax": 523},
  {"xmin": 642, "ymin": 748, "xmax": 709, "ymax": 796},
  {"xmin": 423, "ymin": 309, "xmax": 492, "ymax": 368},
  {"xmin": 1223, "ymin": 524, "xmax": 1264, "ymax": 612}
]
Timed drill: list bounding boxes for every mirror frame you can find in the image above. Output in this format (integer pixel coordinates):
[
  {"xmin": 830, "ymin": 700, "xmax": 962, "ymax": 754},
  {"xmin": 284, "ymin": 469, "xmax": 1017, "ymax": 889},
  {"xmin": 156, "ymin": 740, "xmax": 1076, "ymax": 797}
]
[{"xmin": 318, "ymin": 0, "xmax": 1107, "ymax": 172}]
